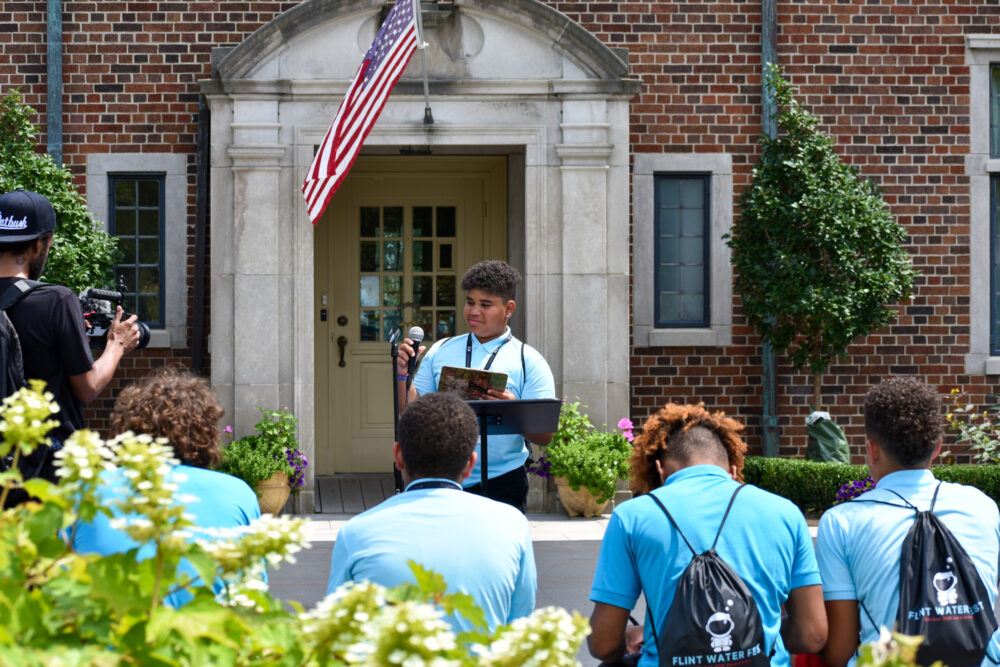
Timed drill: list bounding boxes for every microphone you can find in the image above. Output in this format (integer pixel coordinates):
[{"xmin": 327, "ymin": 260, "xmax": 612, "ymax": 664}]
[{"xmin": 406, "ymin": 326, "xmax": 424, "ymax": 385}]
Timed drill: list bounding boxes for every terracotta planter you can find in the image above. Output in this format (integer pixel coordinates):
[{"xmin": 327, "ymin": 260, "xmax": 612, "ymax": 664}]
[
  {"xmin": 256, "ymin": 471, "xmax": 290, "ymax": 515},
  {"xmin": 554, "ymin": 476, "xmax": 609, "ymax": 518}
]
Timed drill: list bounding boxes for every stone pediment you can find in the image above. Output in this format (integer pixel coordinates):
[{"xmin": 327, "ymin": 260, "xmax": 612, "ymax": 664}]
[{"xmin": 206, "ymin": 0, "xmax": 638, "ymax": 97}]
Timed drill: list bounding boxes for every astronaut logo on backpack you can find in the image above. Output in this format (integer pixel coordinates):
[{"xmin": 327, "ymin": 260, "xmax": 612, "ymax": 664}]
[
  {"xmin": 932, "ymin": 557, "xmax": 958, "ymax": 606},
  {"xmin": 706, "ymin": 600, "xmax": 735, "ymax": 653}
]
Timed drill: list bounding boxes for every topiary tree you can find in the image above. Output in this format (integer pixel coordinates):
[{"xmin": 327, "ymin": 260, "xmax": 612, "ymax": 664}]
[
  {"xmin": 0, "ymin": 90, "xmax": 118, "ymax": 292},
  {"xmin": 726, "ymin": 64, "xmax": 916, "ymax": 409}
]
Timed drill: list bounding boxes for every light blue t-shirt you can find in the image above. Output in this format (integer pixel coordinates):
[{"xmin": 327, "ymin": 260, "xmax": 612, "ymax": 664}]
[
  {"xmin": 73, "ymin": 464, "xmax": 262, "ymax": 608},
  {"xmin": 413, "ymin": 327, "xmax": 556, "ymax": 485},
  {"xmin": 589, "ymin": 465, "xmax": 821, "ymax": 667},
  {"xmin": 327, "ymin": 478, "xmax": 537, "ymax": 631},
  {"xmin": 817, "ymin": 468, "xmax": 1000, "ymax": 667}
]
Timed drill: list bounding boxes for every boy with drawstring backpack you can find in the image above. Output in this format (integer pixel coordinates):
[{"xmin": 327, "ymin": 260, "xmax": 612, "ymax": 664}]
[
  {"xmin": 587, "ymin": 403, "xmax": 827, "ymax": 667},
  {"xmin": 817, "ymin": 377, "xmax": 1000, "ymax": 667}
]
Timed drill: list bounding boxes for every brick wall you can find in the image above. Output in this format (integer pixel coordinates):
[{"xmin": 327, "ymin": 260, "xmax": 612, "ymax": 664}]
[{"xmin": 3, "ymin": 1, "xmax": 1000, "ymax": 458}]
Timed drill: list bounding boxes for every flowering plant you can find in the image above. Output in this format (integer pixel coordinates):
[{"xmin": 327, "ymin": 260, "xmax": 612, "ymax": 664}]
[
  {"xmin": 944, "ymin": 388, "xmax": 1000, "ymax": 464},
  {"xmin": 855, "ymin": 627, "xmax": 944, "ymax": 667},
  {"xmin": 530, "ymin": 400, "xmax": 633, "ymax": 504},
  {"xmin": 0, "ymin": 383, "xmax": 591, "ymax": 664},
  {"xmin": 218, "ymin": 406, "xmax": 309, "ymax": 495},
  {"xmin": 833, "ymin": 476, "xmax": 875, "ymax": 505}
]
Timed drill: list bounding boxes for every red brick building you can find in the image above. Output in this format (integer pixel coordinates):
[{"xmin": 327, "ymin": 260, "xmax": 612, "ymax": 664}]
[{"xmin": 2, "ymin": 1, "xmax": 999, "ymax": 509}]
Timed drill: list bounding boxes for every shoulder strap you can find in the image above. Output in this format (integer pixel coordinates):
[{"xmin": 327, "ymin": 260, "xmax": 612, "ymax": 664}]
[
  {"xmin": 521, "ymin": 338, "xmax": 526, "ymax": 390},
  {"xmin": 0, "ymin": 279, "xmax": 43, "ymax": 310},
  {"xmin": 648, "ymin": 484, "xmax": 746, "ymax": 556},
  {"xmin": 928, "ymin": 480, "xmax": 942, "ymax": 512}
]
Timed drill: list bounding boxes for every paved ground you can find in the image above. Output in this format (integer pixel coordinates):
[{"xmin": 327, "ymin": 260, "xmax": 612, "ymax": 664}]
[{"xmin": 268, "ymin": 512, "xmax": 630, "ymax": 666}]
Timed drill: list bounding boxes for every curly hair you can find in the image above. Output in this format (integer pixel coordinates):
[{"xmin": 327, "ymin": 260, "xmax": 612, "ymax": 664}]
[
  {"xmin": 628, "ymin": 403, "xmax": 747, "ymax": 496},
  {"xmin": 460, "ymin": 260, "xmax": 521, "ymax": 302},
  {"xmin": 864, "ymin": 377, "xmax": 942, "ymax": 467},
  {"xmin": 398, "ymin": 392, "xmax": 480, "ymax": 480},
  {"xmin": 110, "ymin": 367, "xmax": 224, "ymax": 469}
]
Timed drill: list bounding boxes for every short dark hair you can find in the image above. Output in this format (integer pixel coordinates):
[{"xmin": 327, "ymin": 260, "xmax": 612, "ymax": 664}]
[
  {"xmin": 460, "ymin": 260, "xmax": 521, "ymax": 302},
  {"xmin": 864, "ymin": 377, "xmax": 942, "ymax": 467},
  {"xmin": 398, "ymin": 392, "xmax": 480, "ymax": 480},
  {"xmin": 0, "ymin": 232, "xmax": 52, "ymax": 258}
]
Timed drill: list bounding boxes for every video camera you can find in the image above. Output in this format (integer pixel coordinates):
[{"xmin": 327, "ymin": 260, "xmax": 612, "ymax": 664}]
[{"xmin": 80, "ymin": 278, "xmax": 151, "ymax": 350}]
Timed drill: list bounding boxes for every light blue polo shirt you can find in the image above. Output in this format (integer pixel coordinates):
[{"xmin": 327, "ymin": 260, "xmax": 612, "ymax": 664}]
[
  {"xmin": 590, "ymin": 465, "xmax": 821, "ymax": 667},
  {"xmin": 817, "ymin": 468, "xmax": 1000, "ymax": 666},
  {"xmin": 413, "ymin": 327, "xmax": 556, "ymax": 485},
  {"xmin": 327, "ymin": 477, "xmax": 537, "ymax": 631},
  {"xmin": 73, "ymin": 465, "xmax": 262, "ymax": 608}
]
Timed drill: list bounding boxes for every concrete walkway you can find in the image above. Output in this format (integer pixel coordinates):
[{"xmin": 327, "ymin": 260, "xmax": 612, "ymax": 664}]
[{"xmin": 268, "ymin": 513, "xmax": 819, "ymax": 665}]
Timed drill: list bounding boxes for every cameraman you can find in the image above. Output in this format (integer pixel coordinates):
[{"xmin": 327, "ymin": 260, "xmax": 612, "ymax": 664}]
[{"xmin": 0, "ymin": 190, "xmax": 140, "ymax": 457}]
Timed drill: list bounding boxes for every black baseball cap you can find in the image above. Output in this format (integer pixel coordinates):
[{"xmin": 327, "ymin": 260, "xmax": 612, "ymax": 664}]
[{"xmin": 0, "ymin": 190, "xmax": 56, "ymax": 243}]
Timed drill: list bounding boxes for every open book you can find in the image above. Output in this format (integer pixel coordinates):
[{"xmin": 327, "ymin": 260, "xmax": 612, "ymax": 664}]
[{"xmin": 437, "ymin": 366, "xmax": 508, "ymax": 400}]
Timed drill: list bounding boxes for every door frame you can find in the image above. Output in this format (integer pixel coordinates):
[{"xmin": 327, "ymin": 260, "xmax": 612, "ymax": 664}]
[{"xmin": 314, "ymin": 155, "xmax": 508, "ymax": 475}]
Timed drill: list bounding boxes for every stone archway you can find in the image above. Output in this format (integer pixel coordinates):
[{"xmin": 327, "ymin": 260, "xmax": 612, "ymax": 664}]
[{"xmin": 200, "ymin": 0, "xmax": 639, "ymax": 512}]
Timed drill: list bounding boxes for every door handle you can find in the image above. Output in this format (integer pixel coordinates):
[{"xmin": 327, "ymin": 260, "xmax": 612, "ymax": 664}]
[{"xmin": 337, "ymin": 336, "xmax": 347, "ymax": 367}]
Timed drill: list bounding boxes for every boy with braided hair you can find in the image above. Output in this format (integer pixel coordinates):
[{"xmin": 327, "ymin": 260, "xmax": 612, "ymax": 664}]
[{"xmin": 588, "ymin": 403, "xmax": 826, "ymax": 666}]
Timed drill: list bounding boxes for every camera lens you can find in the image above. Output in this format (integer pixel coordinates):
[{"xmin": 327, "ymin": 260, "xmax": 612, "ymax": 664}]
[{"xmin": 136, "ymin": 322, "xmax": 151, "ymax": 350}]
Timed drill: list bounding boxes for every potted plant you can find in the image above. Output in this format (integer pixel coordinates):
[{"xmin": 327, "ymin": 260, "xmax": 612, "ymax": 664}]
[
  {"xmin": 530, "ymin": 400, "xmax": 633, "ymax": 518},
  {"xmin": 217, "ymin": 406, "xmax": 308, "ymax": 515}
]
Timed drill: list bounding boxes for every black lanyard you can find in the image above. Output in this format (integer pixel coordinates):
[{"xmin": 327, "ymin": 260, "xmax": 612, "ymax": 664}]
[
  {"xmin": 406, "ymin": 480, "xmax": 462, "ymax": 492},
  {"xmin": 466, "ymin": 332, "xmax": 512, "ymax": 370}
]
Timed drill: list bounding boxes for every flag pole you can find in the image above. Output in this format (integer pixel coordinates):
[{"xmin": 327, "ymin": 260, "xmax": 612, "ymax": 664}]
[{"xmin": 414, "ymin": 0, "xmax": 433, "ymax": 125}]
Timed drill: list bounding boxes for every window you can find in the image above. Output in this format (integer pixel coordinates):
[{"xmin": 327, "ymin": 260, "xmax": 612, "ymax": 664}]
[
  {"xmin": 634, "ymin": 154, "xmax": 732, "ymax": 347},
  {"xmin": 86, "ymin": 153, "xmax": 187, "ymax": 349},
  {"xmin": 655, "ymin": 174, "xmax": 709, "ymax": 327},
  {"xmin": 109, "ymin": 175, "xmax": 165, "ymax": 327}
]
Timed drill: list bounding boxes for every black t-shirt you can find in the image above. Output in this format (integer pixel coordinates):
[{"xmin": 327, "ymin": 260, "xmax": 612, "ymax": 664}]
[{"xmin": 0, "ymin": 279, "xmax": 94, "ymax": 442}]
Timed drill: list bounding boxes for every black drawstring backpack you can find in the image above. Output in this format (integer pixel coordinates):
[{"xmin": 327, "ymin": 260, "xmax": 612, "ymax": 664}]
[
  {"xmin": 855, "ymin": 482, "xmax": 998, "ymax": 667},
  {"xmin": 646, "ymin": 485, "xmax": 773, "ymax": 667}
]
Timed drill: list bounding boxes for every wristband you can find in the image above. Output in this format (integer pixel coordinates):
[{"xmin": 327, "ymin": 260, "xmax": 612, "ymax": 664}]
[{"xmin": 396, "ymin": 374, "xmax": 408, "ymax": 381}]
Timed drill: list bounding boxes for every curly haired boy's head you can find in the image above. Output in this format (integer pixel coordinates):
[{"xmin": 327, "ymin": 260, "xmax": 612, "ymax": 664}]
[
  {"xmin": 460, "ymin": 260, "xmax": 521, "ymax": 302},
  {"xmin": 864, "ymin": 377, "xmax": 942, "ymax": 467},
  {"xmin": 628, "ymin": 403, "xmax": 747, "ymax": 496},
  {"xmin": 111, "ymin": 367, "xmax": 224, "ymax": 469}
]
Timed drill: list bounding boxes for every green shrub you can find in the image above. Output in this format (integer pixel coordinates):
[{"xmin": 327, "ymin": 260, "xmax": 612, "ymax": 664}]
[{"xmin": 745, "ymin": 456, "xmax": 1000, "ymax": 514}]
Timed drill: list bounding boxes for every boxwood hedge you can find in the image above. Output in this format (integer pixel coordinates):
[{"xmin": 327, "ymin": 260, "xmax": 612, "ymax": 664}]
[{"xmin": 743, "ymin": 456, "xmax": 1000, "ymax": 515}]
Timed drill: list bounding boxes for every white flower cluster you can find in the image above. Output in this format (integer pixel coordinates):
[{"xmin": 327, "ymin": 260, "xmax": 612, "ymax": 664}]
[
  {"xmin": 475, "ymin": 606, "xmax": 590, "ymax": 667},
  {"xmin": 0, "ymin": 380, "xmax": 60, "ymax": 459},
  {"xmin": 53, "ymin": 429, "xmax": 116, "ymax": 498},
  {"xmin": 300, "ymin": 581, "xmax": 388, "ymax": 661},
  {"xmin": 195, "ymin": 515, "xmax": 310, "ymax": 581}
]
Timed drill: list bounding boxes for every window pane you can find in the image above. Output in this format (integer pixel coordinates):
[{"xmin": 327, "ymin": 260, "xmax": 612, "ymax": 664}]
[
  {"xmin": 360, "ymin": 241, "xmax": 378, "ymax": 271},
  {"xmin": 383, "ymin": 207, "xmax": 403, "ymax": 238},
  {"xmin": 360, "ymin": 207, "xmax": 379, "ymax": 237},
  {"xmin": 383, "ymin": 310, "xmax": 401, "ymax": 340},
  {"xmin": 114, "ymin": 180, "xmax": 135, "ymax": 207},
  {"xmin": 138, "ymin": 237, "xmax": 159, "ymax": 264},
  {"xmin": 121, "ymin": 239, "xmax": 137, "ymax": 265},
  {"xmin": 115, "ymin": 209, "xmax": 136, "ymax": 236},
  {"xmin": 138, "ymin": 180, "xmax": 159, "ymax": 207},
  {"xmin": 138, "ymin": 267, "xmax": 159, "ymax": 294},
  {"xmin": 413, "ymin": 207, "xmax": 433, "ymax": 237},
  {"xmin": 360, "ymin": 310, "xmax": 379, "ymax": 341},
  {"xmin": 436, "ymin": 276, "xmax": 455, "ymax": 306},
  {"xmin": 413, "ymin": 240, "xmax": 433, "ymax": 272},
  {"xmin": 383, "ymin": 275, "xmax": 401, "ymax": 307},
  {"xmin": 992, "ymin": 175, "xmax": 1000, "ymax": 352},
  {"xmin": 655, "ymin": 174, "xmax": 709, "ymax": 327},
  {"xmin": 140, "ymin": 294, "xmax": 159, "ymax": 322},
  {"xmin": 414, "ymin": 276, "xmax": 433, "ymax": 307},
  {"xmin": 383, "ymin": 241, "xmax": 402, "ymax": 271},
  {"xmin": 436, "ymin": 207, "xmax": 456, "ymax": 237},
  {"xmin": 360, "ymin": 276, "xmax": 379, "ymax": 307},
  {"xmin": 414, "ymin": 310, "xmax": 433, "ymax": 340},
  {"xmin": 138, "ymin": 209, "xmax": 159, "ymax": 236},
  {"xmin": 436, "ymin": 311, "xmax": 455, "ymax": 339},
  {"xmin": 439, "ymin": 243, "xmax": 452, "ymax": 269}
]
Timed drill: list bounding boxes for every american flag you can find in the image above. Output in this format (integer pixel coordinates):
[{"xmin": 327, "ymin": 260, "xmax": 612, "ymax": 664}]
[{"xmin": 302, "ymin": 0, "xmax": 420, "ymax": 224}]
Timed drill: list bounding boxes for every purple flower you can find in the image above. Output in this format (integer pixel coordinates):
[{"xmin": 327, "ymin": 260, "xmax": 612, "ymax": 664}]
[
  {"xmin": 833, "ymin": 477, "xmax": 875, "ymax": 506},
  {"xmin": 528, "ymin": 454, "xmax": 552, "ymax": 479}
]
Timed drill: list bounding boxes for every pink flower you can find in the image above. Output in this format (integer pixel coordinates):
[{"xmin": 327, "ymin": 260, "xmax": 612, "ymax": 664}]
[
  {"xmin": 618, "ymin": 418, "xmax": 634, "ymax": 442},
  {"xmin": 224, "ymin": 425, "xmax": 233, "ymax": 434}
]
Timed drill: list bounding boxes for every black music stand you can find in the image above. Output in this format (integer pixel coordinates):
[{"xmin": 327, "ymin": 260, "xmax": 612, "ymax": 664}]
[{"xmin": 465, "ymin": 398, "xmax": 561, "ymax": 494}]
